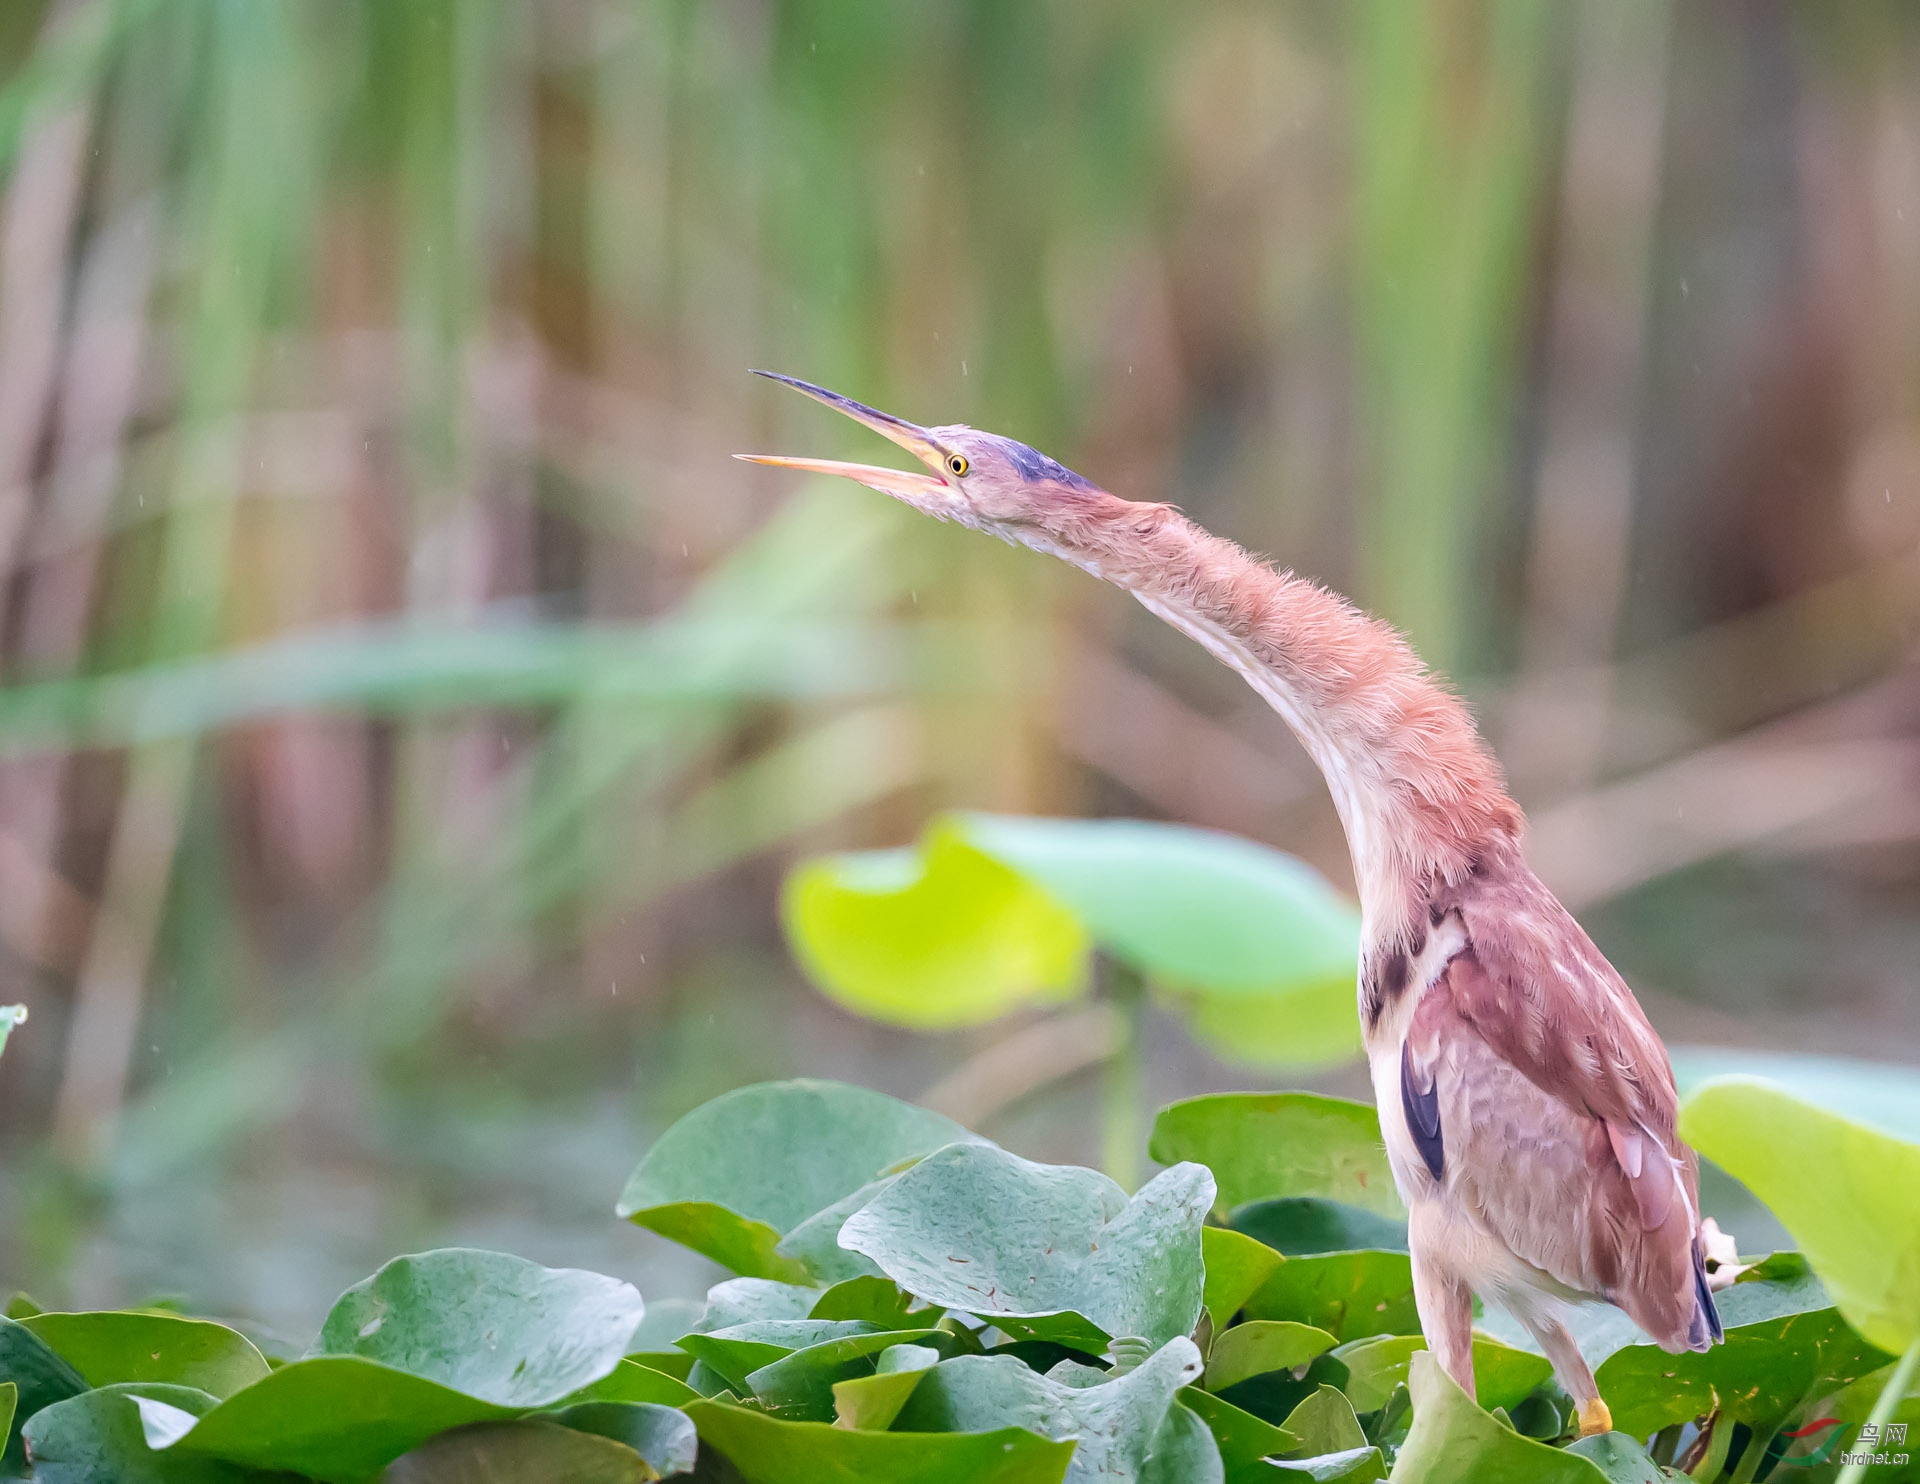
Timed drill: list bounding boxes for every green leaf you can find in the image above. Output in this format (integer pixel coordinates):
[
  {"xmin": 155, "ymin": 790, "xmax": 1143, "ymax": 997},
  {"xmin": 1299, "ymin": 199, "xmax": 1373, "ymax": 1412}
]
[
  {"xmin": 0, "ymin": 1004, "xmax": 24, "ymax": 1060},
  {"xmin": 781, "ymin": 821, "xmax": 1091, "ymax": 1029},
  {"xmin": 1230, "ymin": 1200, "xmax": 1407, "ymax": 1256},
  {"xmin": 1334, "ymin": 1334, "xmax": 1553, "ymax": 1415},
  {"xmin": 1178, "ymin": 1386, "xmax": 1298, "ymax": 1483},
  {"xmin": 0, "ymin": 1312, "xmax": 88, "ymax": 1472},
  {"xmin": 1593, "ymin": 1253, "xmax": 1889, "ymax": 1440},
  {"xmin": 810, "ymin": 1276, "xmax": 938, "ymax": 1329},
  {"xmin": 617, "ymin": 1080, "xmax": 984, "ymax": 1281},
  {"xmin": 139, "ymin": 1357, "xmax": 523, "ymax": 1481},
  {"xmin": 1240, "ymin": 1251, "xmax": 1419, "ymax": 1343},
  {"xmin": 745, "ymin": 1328, "xmax": 948, "ymax": 1421},
  {"xmin": 895, "ymin": 1339, "xmax": 1207, "ymax": 1483},
  {"xmin": 675, "ymin": 1321, "xmax": 879, "ymax": 1395},
  {"xmin": 1387, "ymin": 1354, "xmax": 1609, "ymax": 1483},
  {"xmin": 23, "ymin": 1383, "xmax": 238, "ymax": 1484},
  {"xmin": 22, "ymin": 1312, "xmax": 270, "ymax": 1399},
  {"xmin": 1201, "ymin": 1229, "xmax": 1284, "ymax": 1334},
  {"xmin": 1264, "ymin": 1445, "xmax": 1386, "ymax": 1482},
  {"xmin": 832, "ymin": 1343, "xmax": 941, "ymax": 1430},
  {"xmin": 1150, "ymin": 1095, "xmax": 1405, "ymax": 1220},
  {"xmin": 381, "ymin": 1419, "xmax": 657, "ymax": 1483},
  {"xmin": 1670, "ymin": 1047, "xmax": 1920, "ymax": 1143},
  {"xmin": 1560, "ymin": 1434, "xmax": 1676, "ymax": 1483},
  {"xmin": 1140, "ymin": 1399, "xmax": 1224, "ymax": 1484},
  {"xmin": 1282, "ymin": 1385, "xmax": 1370, "ymax": 1456},
  {"xmin": 698, "ymin": 1278, "xmax": 821, "ymax": 1330},
  {"xmin": 686, "ymin": 1399, "xmax": 1075, "ymax": 1484},
  {"xmin": 839, "ymin": 1145, "xmax": 1213, "ymax": 1349},
  {"xmin": 1204, "ymin": 1322, "xmax": 1338, "ymax": 1393},
  {"xmin": 557, "ymin": 1359, "xmax": 700, "ymax": 1410},
  {"xmin": 315, "ymin": 1249, "xmax": 645, "ymax": 1407},
  {"xmin": 1681, "ymin": 1075, "xmax": 1920, "ymax": 1353},
  {"xmin": 543, "ymin": 1402, "xmax": 699, "ymax": 1477},
  {"xmin": 0, "ymin": 1382, "xmax": 12, "ymax": 1448}
]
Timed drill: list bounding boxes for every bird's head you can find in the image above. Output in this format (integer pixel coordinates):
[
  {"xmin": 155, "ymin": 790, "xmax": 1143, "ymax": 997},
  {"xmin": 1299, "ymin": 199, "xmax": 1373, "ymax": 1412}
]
[{"xmin": 736, "ymin": 371, "xmax": 1106, "ymax": 541}]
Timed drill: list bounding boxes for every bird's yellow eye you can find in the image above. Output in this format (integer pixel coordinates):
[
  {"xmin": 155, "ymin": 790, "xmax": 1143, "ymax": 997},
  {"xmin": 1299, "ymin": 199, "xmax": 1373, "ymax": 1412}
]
[{"xmin": 946, "ymin": 453, "xmax": 968, "ymax": 477}]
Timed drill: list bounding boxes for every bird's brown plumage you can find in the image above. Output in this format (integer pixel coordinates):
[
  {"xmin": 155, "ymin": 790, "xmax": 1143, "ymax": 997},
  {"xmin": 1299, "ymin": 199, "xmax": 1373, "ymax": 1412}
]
[{"xmin": 739, "ymin": 375, "xmax": 1722, "ymax": 1426}]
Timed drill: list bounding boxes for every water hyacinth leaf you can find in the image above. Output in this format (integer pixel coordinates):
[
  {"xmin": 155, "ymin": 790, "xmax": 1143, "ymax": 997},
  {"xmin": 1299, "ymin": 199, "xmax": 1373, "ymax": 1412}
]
[
  {"xmin": 894, "ymin": 1339, "xmax": 1206, "ymax": 1484},
  {"xmin": 23, "ymin": 1312, "xmax": 270, "ymax": 1399},
  {"xmin": 0, "ymin": 1384, "xmax": 12, "ymax": 1448},
  {"xmin": 140, "ymin": 1357, "xmax": 523, "ymax": 1480},
  {"xmin": 0, "ymin": 1004, "xmax": 24, "ymax": 1059},
  {"xmin": 1680, "ymin": 1075, "xmax": 1920, "ymax": 1353},
  {"xmin": 774, "ymin": 1182, "xmax": 892, "ymax": 1283},
  {"xmin": 832, "ymin": 1343, "xmax": 941, "ymax": 1430},
  {"xmin": 745, "ymin": 1327, "xmax": 947, "ymax": 1420},
  {"xmin": 622, "ymin": 1351, "xmax": 695, "ymax": 1382},
  {"xmin": 1150, "ymin": 1095, "xmax": 1406, "ymax": 1220},
  {"xmin": 380, "ymin": 1419, "xmax": 658, "ymax": 1483},
  {"xmin": 697, "ymin": 1278, "xmax": 820, "ymax": 1331},
  {"xmin": 0, "ymin": 1313, "xmax": 88, "ymax": 1471},
  {"xmin": 839, "ymin": 1145, "xmax": 1212, "ymax": 1349},
  {"xmin": 1334, "ymin": 1333, "xmax": 1553, "ymax": 1414},
  {"xmin": 23, "ymin": 1383, "xmax": 230, "ymax": 1484},
  {"xmin": 675, "ymin": 1320, "xmax": 878, "ymax": 1395},
  {"xmin": 617, "ymin": 1080, "xmax": 984, "ymax": 1280},
  {"xmin": 1139, "ymin": 1398, "xmax": 1225, "ymax": 1484},
  {"xmin": 1240, "ymin": 1249, "xmax": 1419, "ymax": 1342},
  {"xmin": 1593, "ymin": 1255, "xmax": 1889, "ymax": 1439},
  {"xmin": 1264, "ymin": 1445, "xmax": 1386, "ymax": 1482},
  {"xmin": 1201, "ymin": 1227, "xmax": 1285, "ymax": 1334},
  {"xmin": 556, "ymin": 1359, "xmax": 700, "ymax": 1409},
  {"xmin": 1281, "ymin": 1385, "xmax": 1371, "ymax": 1457},
  {"xmin": 1387, "ymin": 1354, "xmax": 1609, "ymax": 1483},
  {"xmin": 810, "ymin": 1275, "xmax": 936, "ymax": 1328},
  {"xmin": 1203, "ymin": 1322, "xmax": 1338, "ymax": 1393},
  {"xmin": 542, "ymin": 1402, "xmax": 699, "ymax": 1477},
  {"xmin": 1231, "ymin": 1199, "xmax": 1408, "ymax": 1257},
  {"xmin": 685, "ymin": 1399, "xmax": 1075, "ymax": 1484},
  {"xmin": 1560, "ymin": 1433, "xmax": 1673, "ymax": 1483},
  {"xmin": 781, "ymin": 822, "xmax": 1091, "ymax": 1029},
  {"xmin": 1669, "ymin": 1047, "xmax": 1920, "ymax": 1143},
  {"xmin": 315, "ymin": 1250, "xmax": 645, "ymax": 1407},
  {"xmin": 1178, "ymin": 1387, "xmax": 1298, "ymax": 1483}
]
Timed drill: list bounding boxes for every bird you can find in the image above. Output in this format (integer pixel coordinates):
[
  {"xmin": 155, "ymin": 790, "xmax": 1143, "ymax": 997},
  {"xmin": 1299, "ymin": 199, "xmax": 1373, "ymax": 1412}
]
[{"xmin": 737, "ymin": 370, "xmax": 1722, "ymax": 1438}]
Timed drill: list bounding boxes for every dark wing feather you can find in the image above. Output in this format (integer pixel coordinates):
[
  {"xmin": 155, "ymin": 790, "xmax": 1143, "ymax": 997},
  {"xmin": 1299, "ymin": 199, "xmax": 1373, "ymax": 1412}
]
[{"xmin": 1400, "ymin": 1036, "xmax": 1444, "ymax": 1180}]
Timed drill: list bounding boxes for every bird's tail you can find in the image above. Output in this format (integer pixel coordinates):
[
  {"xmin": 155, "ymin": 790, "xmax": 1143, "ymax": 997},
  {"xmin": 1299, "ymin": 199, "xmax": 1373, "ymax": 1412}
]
[{"xmin": 1687, "ymin": 1233, "xmax": 1725, "ymax": 1350}]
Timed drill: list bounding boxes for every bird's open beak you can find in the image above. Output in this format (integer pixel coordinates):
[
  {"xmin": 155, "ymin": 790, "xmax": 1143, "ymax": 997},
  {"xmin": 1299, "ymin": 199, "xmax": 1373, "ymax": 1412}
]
[{"xmin": 735, "ymin": 371, "xmax": 952, "ymax": 500}]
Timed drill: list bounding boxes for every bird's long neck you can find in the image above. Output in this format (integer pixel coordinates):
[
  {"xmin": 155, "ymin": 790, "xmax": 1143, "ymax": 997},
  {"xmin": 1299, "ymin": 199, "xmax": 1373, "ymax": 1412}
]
[{"xmin": 1013, "ymin": 490, "xmax": 1522, "ymax": 943}]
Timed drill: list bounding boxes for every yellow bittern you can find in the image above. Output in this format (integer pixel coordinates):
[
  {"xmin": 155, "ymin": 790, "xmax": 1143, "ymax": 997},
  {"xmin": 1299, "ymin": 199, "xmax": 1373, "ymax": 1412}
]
[{"xmin": 739, "ymin": 371, "xmax": 1722, "ymax": 1438}]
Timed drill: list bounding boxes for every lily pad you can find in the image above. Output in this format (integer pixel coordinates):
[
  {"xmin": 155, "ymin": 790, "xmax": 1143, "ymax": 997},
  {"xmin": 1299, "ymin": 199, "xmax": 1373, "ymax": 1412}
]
[
  {"xmin": 745, "ymin": 1328, "xmax": 947, "ymax": 1420},
  {"xmin": 1334, "ymin": 1333, "xmax": 1553, "ymax": 1414},
  {"xmin": 1, "ymin": 1312, "xmax": 88, "ymax": 1470},
  {"xmin": 838, "ymin": 1145, "xmax": 1212, "ymax": 1350},
  {"xmin": 617, "ymin": 1080, "xmax": 983, "ymax": 1281},
  {"xmin": 1387, "ymin": 1353, "xmax": 1609, "ymax": 1483},
  {"xmin": 1201, "ymin": 1228, "xmax": 1285, "ymax": 1334},
  {"xmin": 23, "ymin": 1312, "xmax": 269, "ymax": 1399},
  {"xmin": 1204, "ymin": 1322, "xmax": 1338, "ymax": 1393},
  {"xmin": 894, "ymin": 1338, "xmax": 1209, "ymax": 1483},
  {"xmin": 1681, "ymin": 1075, "xmax": 1920, "ymax": 1354},
  {"xmin": 23, "ymin": 1383, "xmax": 237, "ymax": 1484},
  {"xmin": 543, "ymin": 1402, "xmax": 699, "ymax": 1477},
  {"xmin": 1150, "ymin": 1096, "xmax": 1405, "ymax": 1220},
  {"xmin": 686, "ymin": 1399, "xmax": 1075, "ymax": 1484},
  {"xmin": 380, "ymin": 1419, "xmax": 658, "ymax": 1483},
  {"xmin": 832, "ymin": 1343, "xmax": 941, "ymax": 1430}
]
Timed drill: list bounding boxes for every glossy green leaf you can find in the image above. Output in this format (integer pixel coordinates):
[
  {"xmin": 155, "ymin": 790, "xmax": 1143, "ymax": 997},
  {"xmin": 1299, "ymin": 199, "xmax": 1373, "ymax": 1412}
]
[
  {"xmin": 675, "ymin": 1321, "xmax": 878, "ymax": 1395},
  {"xmin": 0, "ymin": 1382, "xmax": 12, "ymax": 1448},
  {"xmin": 1230, "ymin": 1200, "xmax": 1408, "ymax": 1257},
  {"xmin": 1388, "ymin": 1354, "xmax": 1609, "ymax": 1483},
  {"xmin": 774, "ymin": 1182, "xmax": 894, "ymax": 1283},
  {"xmin": 781, "ymin": 820, "xmax": 1091, "ymax": 1028},
  {"xmin": 832, "ymin": 1343, "xmax": 941, "ymax": 1430},
  {"xmin": 1282, "ymin": 1384, "xmax": 1371, "ymax": 1456},
  {"xmin": 810, "ymin": 1276, "xmax": 938, "ymax": 1329},
  {"xmin": 1150, "ymin": 1095, "xmax": 1405, "ymax": 1220},
  {"xmin": 1201, "ymin": 1228, "xmax": 1284, "ymax": 1334},
  {"xmin": 1179, "ymin": 1386, "xmax": 1298, "ymax": 1483},
  {"xmin": 617, "ymin": 1079, "xmax": 984, "ymax": 1280},
  {"xmin": 1681, "ymin": 1075, "xmax": 1920, "ymax": 1353},
  {"xmin": 1204, "ymin": 1322, "xmax": 1338, "ymax": 1393},
  {"xmin": 0, "ymin": 1005, "xmax": 23, "ymax": 1059},
  {"xmin": 1670, "ymin": 1047, "xmax": 1920, "ymax": 1143},
  {"xmin": 1241, "ymin": 1250, "xmax": 1419, "ymax": 1343},
  {"xmin": 23, "ymin": 1312, "xmax": 269, "ymax": 1399},
  {"xmin": 895, "ymin": 1339, "xmax": 1207, "ymax": 1484},
  {"xmin": 0, "ymin": 1312, "xmax": 88, "ymax": 1471},
  {"xmin": 686, "ymin": 1399, "xmax": 1075, "ymax": 1484},
  {"xmin": 1334, "ymin": 1333, "xmax": 1553, "ymax": 1414},
  {"xmin": 1594, "ymin": 1252, "xmax": 1889, "ymax": 1440},
  {"xmin": 24, "ymin": 1383, "xmax": 236, "ymax": 1484},
  {"xmin": 1560, "ymin": 1434, "xmax": 1675, "ymax": 1483},
  {"xmin": 622, "ymin": 1351, "xmax": 695, "ymax": 1382},
  {"xmin": 559, "ymin": 1359, "xmax": 700, "ymax": 1409},
  {"xmin": 381, "ymin": 1419, "xmax": 656, "ymax": 1483},
  {"xmin": 745, "ymin": 1327, "xmax": 947, "ymax": 1420},
  {"xmin": 1264, "ymin": 1444, "xmax": 1386, "ymax": 1482},
  {"xmin": 839, "ymin": 1145, "xmax": 1212, "ymax": 1349},
  {"xmin": 1140, "ymin": 1399, "xmax": 1225, "ymax": 1484},
  {"xmin": 698, "ymin": 1278, "xmax": 820, "ymax": 1330},
  {"xmin": 543, "ymin": 1402, "xmax": 698, "ymax": 1477}
]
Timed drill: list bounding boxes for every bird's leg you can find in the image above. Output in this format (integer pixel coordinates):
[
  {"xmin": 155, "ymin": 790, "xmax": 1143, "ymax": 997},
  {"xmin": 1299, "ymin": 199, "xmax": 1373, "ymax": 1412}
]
[
  {"xmin": 1523, "ymin": 1311, "xmax": 1611, "ymax": 1438},
  {"xmin": 1408, "ymin": 1230, "xmax": 1475, "ymax": 1399}
]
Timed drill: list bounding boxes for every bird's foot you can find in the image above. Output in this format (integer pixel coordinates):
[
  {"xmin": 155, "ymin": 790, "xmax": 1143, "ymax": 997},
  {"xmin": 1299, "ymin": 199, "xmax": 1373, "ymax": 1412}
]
[{"xmin": 1576, "ymin": 1397, "xmax": 1613, "ymax": 1438}]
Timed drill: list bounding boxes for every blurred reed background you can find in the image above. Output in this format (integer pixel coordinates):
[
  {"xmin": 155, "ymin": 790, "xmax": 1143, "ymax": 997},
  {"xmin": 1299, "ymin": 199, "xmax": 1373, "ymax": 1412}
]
[{"xmin": 1, "ymin": 0, "xmax": 1918, "ymax": 1337}]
